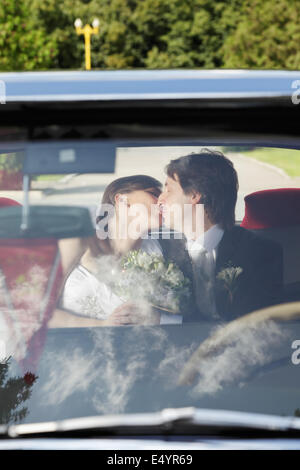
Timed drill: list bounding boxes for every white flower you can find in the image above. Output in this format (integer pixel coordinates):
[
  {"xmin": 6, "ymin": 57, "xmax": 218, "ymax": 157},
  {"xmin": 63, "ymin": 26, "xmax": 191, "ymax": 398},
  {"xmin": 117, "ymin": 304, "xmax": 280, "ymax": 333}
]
[
  {"xmin": 166, "ymin": 270, "xmax": 184, "ymax": 286},
  {"xmin": 137, "ymin": 251, "xmax": 152, "ymax": 270},
  {"xmin": 216, "ymin": 265, "xmax": 243, "ymax": 301},
  {"xmin": 113, "ymin": 250, "xmax": 191, "ymax": 314}
]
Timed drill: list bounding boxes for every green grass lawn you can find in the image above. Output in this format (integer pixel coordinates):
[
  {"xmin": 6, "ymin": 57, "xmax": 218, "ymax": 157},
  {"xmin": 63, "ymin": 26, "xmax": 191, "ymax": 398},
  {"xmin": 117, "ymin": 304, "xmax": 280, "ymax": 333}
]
[
  {"xmin": 241, "ymin": 148, "xmax": 300, "ymax": 177},
  {"xmin": 34, "ymin": 174, "xmax": 64, "ymax": 181}
]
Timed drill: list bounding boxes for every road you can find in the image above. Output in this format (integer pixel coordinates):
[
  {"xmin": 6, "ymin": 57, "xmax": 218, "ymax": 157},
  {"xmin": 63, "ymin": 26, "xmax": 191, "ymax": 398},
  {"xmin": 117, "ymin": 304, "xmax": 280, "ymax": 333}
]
[{"xmin": 2, "ymin": 147, "xmax": 299, "ymax": 222}]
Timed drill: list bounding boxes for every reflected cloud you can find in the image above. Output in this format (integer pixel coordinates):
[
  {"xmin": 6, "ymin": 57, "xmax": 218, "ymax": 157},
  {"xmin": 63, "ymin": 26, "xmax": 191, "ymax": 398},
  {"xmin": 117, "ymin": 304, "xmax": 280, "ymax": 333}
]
[
  {"xmin": 40, "ymin": 326, "xmax": 170, "ymax": 414},
  {"xmin": 187, "ymin": 321, "xmax": 289, "ymax": 398},
  {"xmin": 41, "ymin": 348, "xmax": 98, "ymax": 406},
  {"xmin": 90, "ymin": 327, "xmax": 168, "ymax": 414},
  {"xmin": 157, "ymin": 342, "xmax": 198, "ymax": 388},
  {"xmin": 36, "ymin": 319, "xmax": 291, "ymax": 415}
]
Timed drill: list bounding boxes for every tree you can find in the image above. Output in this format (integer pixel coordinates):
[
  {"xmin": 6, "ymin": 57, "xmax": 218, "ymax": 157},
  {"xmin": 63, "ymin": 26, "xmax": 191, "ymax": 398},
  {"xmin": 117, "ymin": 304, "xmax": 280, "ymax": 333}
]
[
  {"xmin": 0, "ymin": 0, "xmax": 58, "ymax": 71},
  {"xmin": 91, "ymin": 0, "xmax": 244, "ymax": 69},
  {"xmin": 29, "ymin": 0, "xmax": 95, "ymax": 70},
  {"xmin": 28, "ymin": 0, "xmax": 245, "ymax": 70},
  {"xmin": 0, "ymin": 357, "xmax": 37, "ymax": 424},
  {"xmin": 222, "ymin": 0, "xmax": 300, "ymax": 69},
  {"xmin": 3, "ymin": 0, "xmax": 300, "ymax": 71}
]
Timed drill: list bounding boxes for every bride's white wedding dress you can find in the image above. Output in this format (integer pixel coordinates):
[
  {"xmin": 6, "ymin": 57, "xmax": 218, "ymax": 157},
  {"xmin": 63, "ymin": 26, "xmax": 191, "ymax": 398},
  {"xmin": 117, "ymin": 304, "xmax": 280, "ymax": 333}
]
[{"xmin": 61, "ymin": 239, "xmax": 182, "ymax": 325}]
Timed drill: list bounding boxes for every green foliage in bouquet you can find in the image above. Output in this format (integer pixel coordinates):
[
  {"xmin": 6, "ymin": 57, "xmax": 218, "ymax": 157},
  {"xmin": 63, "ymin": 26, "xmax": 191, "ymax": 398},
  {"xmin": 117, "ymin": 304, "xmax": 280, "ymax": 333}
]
[{"xmin": 113, "ymin": 250, "xmax": 191, "ymax": 314}]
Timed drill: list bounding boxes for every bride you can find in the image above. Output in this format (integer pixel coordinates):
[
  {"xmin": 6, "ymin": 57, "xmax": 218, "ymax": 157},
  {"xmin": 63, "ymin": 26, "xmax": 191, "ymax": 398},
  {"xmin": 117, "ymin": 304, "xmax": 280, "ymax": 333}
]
[{"xmin": 50, "ymin": 175, "xmax": 181, "ymax": 327}]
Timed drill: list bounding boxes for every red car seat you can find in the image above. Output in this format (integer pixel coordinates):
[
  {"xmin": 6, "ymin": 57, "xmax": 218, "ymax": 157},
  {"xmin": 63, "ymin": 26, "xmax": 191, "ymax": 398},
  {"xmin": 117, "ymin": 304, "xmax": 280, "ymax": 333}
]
[
  {"xmin": 0, "ymin": 198, "xmax": 63, "ymax": 373},
  {"xmin": 241, "ymin": 188, "xmax": 300, "ymax": 301}
]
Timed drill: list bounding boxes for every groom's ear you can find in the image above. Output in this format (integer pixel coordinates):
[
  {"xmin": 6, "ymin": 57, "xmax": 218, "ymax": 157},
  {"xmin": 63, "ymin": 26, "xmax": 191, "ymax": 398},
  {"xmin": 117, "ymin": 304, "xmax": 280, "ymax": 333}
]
[{"xmin": 190, "ymin": 191, "xmax": 202, "ymax": 204}]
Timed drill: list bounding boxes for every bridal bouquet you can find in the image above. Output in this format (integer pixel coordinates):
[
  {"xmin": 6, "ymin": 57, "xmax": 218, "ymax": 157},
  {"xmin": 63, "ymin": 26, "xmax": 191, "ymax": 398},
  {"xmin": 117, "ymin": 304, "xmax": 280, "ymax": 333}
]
[{"xmin": 112, "ymin": 250, "xmax": 191, "ymax": 314}]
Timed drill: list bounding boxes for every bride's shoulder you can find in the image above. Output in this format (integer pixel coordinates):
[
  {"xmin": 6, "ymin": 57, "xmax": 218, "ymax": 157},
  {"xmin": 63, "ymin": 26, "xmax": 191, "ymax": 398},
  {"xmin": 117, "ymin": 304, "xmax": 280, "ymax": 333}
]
[
  {"xmin": 63, "ymin": 263, "xmax": 103, "ymax": 305},
  {"xmin": 80, "ymin": 248, "xmax": 106, "ymax": 274},
  {"xmin": 65, "ymin": 264, "xmax": 94, "ymax": 287}
]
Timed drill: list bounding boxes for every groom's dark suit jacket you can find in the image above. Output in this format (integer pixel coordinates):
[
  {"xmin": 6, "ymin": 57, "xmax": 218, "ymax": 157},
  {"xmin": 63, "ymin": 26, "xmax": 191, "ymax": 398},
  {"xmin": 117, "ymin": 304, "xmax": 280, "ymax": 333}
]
[{"xmin": 158, "ymin": 225, "xmax": 283, "ymax": 322}]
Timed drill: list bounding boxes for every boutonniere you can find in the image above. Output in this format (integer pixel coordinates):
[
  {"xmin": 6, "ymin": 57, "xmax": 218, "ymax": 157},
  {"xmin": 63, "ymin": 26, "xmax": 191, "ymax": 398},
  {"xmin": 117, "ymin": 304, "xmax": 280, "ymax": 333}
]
[{"xmin": 216, "ymin": 261, "xmax": 243, "ymax": 304}]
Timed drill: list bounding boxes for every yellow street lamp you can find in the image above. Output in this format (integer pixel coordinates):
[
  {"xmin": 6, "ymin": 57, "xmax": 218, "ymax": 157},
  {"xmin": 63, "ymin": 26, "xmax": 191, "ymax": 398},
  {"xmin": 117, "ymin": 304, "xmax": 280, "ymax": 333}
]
[{"xmin": 74, "ymin": 18, "xmax": 100, "ymax": 71}]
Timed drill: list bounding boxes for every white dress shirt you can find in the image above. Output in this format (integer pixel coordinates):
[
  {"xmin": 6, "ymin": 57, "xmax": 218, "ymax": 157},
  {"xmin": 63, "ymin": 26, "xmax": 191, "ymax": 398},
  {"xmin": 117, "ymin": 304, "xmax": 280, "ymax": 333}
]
[{"xmin": 186, "ymin": 224, "xmax": 224, "ymax": 319}]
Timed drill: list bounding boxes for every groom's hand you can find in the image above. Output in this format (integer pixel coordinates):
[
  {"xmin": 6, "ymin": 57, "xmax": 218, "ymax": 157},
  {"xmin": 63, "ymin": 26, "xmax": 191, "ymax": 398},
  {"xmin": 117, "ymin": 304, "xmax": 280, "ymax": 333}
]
[{"xmin": 109, "ymin": 302, "xmax": 160, "ymax": 325}]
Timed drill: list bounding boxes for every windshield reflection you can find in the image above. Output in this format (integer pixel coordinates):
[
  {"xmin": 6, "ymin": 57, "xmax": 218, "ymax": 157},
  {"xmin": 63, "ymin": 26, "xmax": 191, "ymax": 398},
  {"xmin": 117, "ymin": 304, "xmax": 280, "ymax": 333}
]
[{"xmin": 0, "ymin": 317, "xmax": 292, "ymax": 424}]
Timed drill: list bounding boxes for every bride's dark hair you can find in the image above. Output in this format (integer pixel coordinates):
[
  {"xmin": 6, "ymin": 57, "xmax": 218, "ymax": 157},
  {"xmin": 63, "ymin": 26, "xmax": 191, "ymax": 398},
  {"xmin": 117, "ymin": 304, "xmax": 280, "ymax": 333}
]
[{"xmin": 96, "ymin": 174, "xmax": 162, "ymax": 228}]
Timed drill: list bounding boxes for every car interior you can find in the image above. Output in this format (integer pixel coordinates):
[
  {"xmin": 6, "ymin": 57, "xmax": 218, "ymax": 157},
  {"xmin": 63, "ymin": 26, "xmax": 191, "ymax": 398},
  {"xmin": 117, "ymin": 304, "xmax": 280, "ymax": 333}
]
[{"xmin": 1, "ymin": 140, "xmax": 300, "ymax": 324}]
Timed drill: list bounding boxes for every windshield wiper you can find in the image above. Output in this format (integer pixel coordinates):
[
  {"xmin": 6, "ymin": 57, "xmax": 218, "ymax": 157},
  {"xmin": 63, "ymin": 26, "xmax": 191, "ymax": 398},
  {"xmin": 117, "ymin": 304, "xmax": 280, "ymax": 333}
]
[{"xmin": 2, "ymin": 407, "xmax": 300, "ymax": 439}]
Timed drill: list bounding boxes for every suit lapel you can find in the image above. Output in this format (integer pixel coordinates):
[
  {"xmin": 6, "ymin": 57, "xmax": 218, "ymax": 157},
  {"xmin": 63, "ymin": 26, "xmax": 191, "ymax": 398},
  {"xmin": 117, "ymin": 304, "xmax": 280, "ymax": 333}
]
[
  {"xmin": 215, "ymin": 227, "xmax": 238, "ymax": 274},
  {"xmin": 214, "ymin": 226, "xmax": 243, "ymax": 319}
]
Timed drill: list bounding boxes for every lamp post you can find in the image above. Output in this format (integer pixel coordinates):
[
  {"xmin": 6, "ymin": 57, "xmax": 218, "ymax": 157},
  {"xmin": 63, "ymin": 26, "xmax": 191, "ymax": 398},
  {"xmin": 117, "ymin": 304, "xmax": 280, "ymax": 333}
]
[{"xmin": 74, "ymin": 18, "xmax": 100, "ymax": 71}]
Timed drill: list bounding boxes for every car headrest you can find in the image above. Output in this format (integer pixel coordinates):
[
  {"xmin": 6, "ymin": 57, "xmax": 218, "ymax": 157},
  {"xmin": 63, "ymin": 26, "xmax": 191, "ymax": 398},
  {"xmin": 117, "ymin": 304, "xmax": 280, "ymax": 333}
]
[
  {"xmin": 241, "ymin": 188, "xmax": 300, "ymax": 229},
  {"xmin": 0, "ymin": 197, "xmax": 21, "ymax": 207}
]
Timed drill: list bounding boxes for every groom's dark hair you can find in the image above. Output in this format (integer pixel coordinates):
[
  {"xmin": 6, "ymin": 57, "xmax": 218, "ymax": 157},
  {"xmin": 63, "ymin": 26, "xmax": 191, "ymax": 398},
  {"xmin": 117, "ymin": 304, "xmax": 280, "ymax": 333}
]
[{"xmin": 166, "ymin": 149, "xmax": 238, "ymax": 230}]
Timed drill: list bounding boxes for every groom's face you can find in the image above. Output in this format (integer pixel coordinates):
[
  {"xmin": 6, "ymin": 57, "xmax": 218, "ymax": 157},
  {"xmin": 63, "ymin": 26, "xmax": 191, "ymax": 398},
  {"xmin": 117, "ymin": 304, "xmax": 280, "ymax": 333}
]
[{"xmin": 158, "ymin": 174, "xmax": 193, "ymax": 232}]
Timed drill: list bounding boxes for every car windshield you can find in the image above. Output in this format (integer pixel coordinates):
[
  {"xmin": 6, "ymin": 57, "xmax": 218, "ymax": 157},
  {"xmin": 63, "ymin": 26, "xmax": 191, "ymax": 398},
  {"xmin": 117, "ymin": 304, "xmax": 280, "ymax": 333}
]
[{"xmin": 1, "ymin": 142, "xmax": 300, "ymax": 427}]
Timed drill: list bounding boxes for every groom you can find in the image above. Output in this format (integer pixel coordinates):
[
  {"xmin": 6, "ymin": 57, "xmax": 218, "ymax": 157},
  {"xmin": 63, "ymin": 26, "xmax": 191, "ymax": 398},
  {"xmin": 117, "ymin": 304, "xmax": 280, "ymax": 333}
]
[{"xmin": 157, "ymin": 149, "xmax": 283, "ymax": 322}]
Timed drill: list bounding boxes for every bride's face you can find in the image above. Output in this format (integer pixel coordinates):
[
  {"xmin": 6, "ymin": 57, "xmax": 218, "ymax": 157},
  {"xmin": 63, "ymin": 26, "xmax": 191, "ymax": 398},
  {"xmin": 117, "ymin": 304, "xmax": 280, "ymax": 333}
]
[
  {"xmin": 115, "ymin": 188, "xmax": 162, "ymax": 236},
  {"xmin": 127, "ymin": 189, "xmax": 160, "ymax": 208}
]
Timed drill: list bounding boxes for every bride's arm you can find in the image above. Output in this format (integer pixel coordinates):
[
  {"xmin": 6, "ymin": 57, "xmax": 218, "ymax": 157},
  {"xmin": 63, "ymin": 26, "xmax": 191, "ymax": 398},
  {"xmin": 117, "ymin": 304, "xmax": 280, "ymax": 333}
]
[
  {"xmin": 48, "ymin": 304, "xmax": 161, "ymax": 328},
  {"xmin": 47, "ymin": 308, "xmax": 112, "ymax": 328}
]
